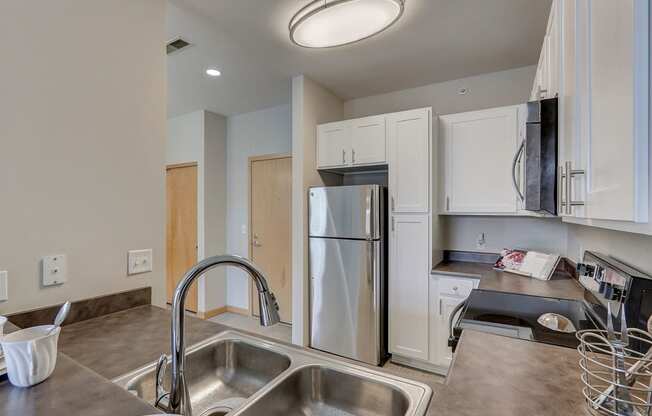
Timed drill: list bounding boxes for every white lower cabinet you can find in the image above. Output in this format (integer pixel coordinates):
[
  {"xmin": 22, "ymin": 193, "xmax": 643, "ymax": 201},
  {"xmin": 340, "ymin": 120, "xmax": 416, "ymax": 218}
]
[
  {"xmin": 388, "ymin": 214, "xmax": 430, "ymax": 361},
  {"xmin": 428, "ymin": 274, "xmax": 479, "ymax": 371}
]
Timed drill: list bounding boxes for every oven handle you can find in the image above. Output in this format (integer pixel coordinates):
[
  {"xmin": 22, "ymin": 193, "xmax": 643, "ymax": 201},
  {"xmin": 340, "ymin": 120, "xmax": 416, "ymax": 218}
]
[{"xmin": 448, "ymin": 298, "xmax": 469, "ymax": 351}]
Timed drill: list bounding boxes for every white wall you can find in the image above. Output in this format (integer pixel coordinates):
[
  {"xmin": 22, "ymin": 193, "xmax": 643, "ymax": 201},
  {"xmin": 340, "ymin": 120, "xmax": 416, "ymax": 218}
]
[
  {"xmin": 225, "ymin": 104, "xmax": 291, "ymax": 310},
  {"xmin": 0, "ymin": 0, "xmax": 167, "ymax": 314},
  {"xmin": 343, "ymin": 66, "xmax": 570, "ymax": 254},
  {"xmin": 167, "ymin": 110, "xmax": 227, "ymax": 313},
  {"xmin": 291, "ymin": 76, "xmax": 344, "ymax": 345},
  {"xmin": 203, "ymin": 112, "xmax": 228, "ymax": 311}
]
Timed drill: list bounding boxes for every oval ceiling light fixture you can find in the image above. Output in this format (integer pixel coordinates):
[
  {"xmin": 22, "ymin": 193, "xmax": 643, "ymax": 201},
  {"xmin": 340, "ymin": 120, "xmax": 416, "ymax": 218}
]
[
  {"xmin": 206, "ymin": 68, "xmax": 222, "ymax": 77},
  {"xmin": 289, "ymin": 0, "xmax": 405, "ymax": 48}
]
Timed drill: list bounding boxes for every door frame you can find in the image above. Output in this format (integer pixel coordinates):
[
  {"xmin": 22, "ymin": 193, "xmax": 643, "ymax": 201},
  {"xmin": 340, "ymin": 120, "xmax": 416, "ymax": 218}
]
[
  {"xmin": 247, "ymin": 153, "xmax": 292, "ymax": 318},
  {"xmin": 166, "ymin": 161, "xmax": 199, "ymax": 311}
]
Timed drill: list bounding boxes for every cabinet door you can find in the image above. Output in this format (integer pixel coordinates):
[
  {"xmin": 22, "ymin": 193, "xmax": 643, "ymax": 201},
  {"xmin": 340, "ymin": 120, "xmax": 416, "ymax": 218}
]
[
  {"xmin": 389, "ymin": 214, "xmax": 429, "ymax": 361},
  {"xmin": 388, "ymin": 108, "xmax": 431, "ymax": 214},
  {"xmin": 560, "ymin": 0, "xmax": 649, "ymax": 222},
  {"xmin": 583, "ymin": 0, "xmax": 648, "ymax": 222},
  {"xmin": 316, "ymin": 121, "xmax": 350, "ymax": 168},
  {"xmin": 438, "ymin": 295, "xmax": 464, "ymax": 367},
  {"xmin": 441, "ymin": 106, "xmax": 520, "ymax": 214},
  {"xmin": 351, "ymin": 115, "xmax": 386, "ymax": 166}
]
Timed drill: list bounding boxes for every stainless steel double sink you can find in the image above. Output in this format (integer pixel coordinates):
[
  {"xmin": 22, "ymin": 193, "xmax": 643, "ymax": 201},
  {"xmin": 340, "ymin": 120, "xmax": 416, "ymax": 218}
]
[{"xmin": 113, "ymin": 331, "xmax": 432, "ymax": 416}]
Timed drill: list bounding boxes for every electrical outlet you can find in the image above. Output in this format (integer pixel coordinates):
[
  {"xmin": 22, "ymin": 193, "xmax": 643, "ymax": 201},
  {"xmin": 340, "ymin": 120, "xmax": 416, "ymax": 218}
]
[
  {"xmin": 0, "ymin": 271, "xmax": 7, "ymax": 301},
  {"xmin": 476, "ymin": 233, "xmax": 487, "ymax": 250},
  {"xmin": 42, "ymin": 255, "xmax": 67, "ymax": 286},
  {"xmin": 128, "ymin": 249, "xmax": 153, "ymax": 275}
]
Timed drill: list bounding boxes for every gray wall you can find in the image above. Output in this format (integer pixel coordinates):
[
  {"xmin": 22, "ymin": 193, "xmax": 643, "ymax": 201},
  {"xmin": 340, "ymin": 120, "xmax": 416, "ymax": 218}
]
[
  {"xmin": 225, "ymin": 105, "xmax": 291, "ymax": 309},
  {"xmin": 344, "ymin": 66, "xmax": 569, "ymax": 255},
  {"xmin": 0, "ymin": 0, "xmax": 167, "ymax": 313}
]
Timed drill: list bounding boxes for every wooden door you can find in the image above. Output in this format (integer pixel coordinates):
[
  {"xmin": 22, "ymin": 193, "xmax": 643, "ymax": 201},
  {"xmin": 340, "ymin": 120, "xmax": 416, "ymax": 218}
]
[
  {"xmin": 351, "ymin": 115, "xmax": 386, "ymax": 166},
  {"xmin": 316, "ymin": 121, "xmax": 350, "ymax": 168},
  {"xmin": 388, "ymin": 108, "xmax": 430, "ymax": 214},
  {"xmin": 388, "ymin": 213, "xmax": 430, "ymax": 361},
  {"xmin": 166, "ymin": 164, "xmax": 198, "ymax": 312},
  {"xmin": 250, "ymin": 156, "xmax": 292, "ymax": 323}
]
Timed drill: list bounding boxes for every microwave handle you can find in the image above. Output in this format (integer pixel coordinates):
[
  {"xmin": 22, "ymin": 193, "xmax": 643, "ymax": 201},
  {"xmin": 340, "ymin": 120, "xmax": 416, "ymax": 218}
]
[{"xmin": 511, "ymin": 139, "xmax": 526, "ymax": 203}]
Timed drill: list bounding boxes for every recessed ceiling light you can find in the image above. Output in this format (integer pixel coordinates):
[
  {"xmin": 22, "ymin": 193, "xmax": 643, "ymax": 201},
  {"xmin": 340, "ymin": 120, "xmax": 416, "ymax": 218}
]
[
  {"xmin": 206, "ymin": 68, "xmax": 222, "ymax": 77},
  {"xmin": 289, "ymin": 0, "xmax": 404, "ymax": 48}
]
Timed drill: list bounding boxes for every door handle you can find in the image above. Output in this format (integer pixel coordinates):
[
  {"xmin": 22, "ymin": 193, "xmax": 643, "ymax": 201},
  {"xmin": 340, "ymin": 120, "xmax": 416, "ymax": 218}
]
[
  {"xmin": 342, "ymin": 149, "xmax": 346, "ymax": 164},
  {"xmin": 511, "ymin": 139, "xmax": 525, "ymax": 203},
  {"xmin": 252, "ymin": 234, "xmax": 262, "ymax": 247}
]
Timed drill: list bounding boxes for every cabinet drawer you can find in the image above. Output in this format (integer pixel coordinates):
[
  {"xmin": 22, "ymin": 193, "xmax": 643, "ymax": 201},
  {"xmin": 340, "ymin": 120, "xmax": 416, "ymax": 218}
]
[{"xmin": 438, "ymin": 277, "xmax": 475, "ymax": 298}]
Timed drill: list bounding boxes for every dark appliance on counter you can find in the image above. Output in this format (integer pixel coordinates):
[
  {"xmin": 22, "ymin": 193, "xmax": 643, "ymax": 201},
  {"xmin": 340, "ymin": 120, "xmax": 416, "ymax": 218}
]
[
  {"xmin": 513, "ymin": 97, "xmax": 558, "ymax": 216},
  {"xmin": 450, "ymin": 251, "xmax": 652, "ymax": 354}
]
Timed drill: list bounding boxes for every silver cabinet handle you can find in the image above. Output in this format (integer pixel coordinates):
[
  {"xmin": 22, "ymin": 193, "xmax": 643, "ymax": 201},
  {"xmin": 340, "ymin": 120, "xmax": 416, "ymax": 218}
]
[
  {"xmin": 439, "ymin": 299, "xmax": 443, "ymax": 315},
  {"xmin": 511, "ymin": 139, "xmax": 525, "ymax": 203},
  {"xmin": 342, "ymin": 149, "xmax": 346, "ymax": 164},
  {"xmin": 391, "ymin": 217, "xmax": 395, "ymax": 232},
  {"xmin": 446, "ymin": 196, "xmax": 450, "ymax": 212},
  {"xmin": 560, "ymin": 161, "xmax": 586, "ymax": 215},
  {"xmin": 391, "ymin": 196, "xmax": 395, "ymax": 212},
  {"xmin": 352, "ymin": 149, "xmax": 356, "ymax": 164}
]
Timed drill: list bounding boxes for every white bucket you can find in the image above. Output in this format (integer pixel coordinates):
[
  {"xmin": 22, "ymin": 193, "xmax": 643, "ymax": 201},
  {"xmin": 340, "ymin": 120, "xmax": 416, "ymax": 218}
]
[{"xmin": 1, "ymin": 325, "xmax": 60, "ymax": 387}]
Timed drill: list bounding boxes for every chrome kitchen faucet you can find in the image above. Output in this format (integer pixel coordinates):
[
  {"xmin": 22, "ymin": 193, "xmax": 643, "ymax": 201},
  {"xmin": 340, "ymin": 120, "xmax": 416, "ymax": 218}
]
[{"xmin": 156, "ymin": 255, "xmax": 280, "ymax": 416}]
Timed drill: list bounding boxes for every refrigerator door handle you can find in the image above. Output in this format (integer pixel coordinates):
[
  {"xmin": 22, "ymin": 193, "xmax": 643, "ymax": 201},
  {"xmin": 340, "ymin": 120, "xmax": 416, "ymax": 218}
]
[{"xmin": 365, "ymin": 188, "xmax": 372, "ymax": 239}]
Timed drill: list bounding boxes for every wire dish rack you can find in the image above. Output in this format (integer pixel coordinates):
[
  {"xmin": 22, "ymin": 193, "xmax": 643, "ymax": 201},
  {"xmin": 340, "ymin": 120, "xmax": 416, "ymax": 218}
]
[{"xmin": 578, "ymin": 328, "xmax": 652, "ymax": 416}]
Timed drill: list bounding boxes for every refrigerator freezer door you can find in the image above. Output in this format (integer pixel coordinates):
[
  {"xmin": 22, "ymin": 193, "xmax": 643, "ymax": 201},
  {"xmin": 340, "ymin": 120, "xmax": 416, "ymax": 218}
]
[
  {"xmin": 309, "ymin": 237, "xmax": 382, "ymax": 365},
  {"xmin": 308, "ymin": 185, "xmax": 382, "ymax": 240}
]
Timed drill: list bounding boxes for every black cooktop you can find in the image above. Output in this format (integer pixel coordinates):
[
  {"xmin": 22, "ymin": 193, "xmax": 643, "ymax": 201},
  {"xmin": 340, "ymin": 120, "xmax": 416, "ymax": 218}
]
[{"xmin": 453, "ymin": 290, "xmax": 601, "ymax": 349}]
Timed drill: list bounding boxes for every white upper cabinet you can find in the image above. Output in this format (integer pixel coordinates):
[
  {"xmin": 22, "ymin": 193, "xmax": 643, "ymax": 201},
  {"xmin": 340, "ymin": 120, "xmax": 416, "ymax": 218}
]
[
  {"xmin": 531, "ymin": 1, "xmax": 560, "ymax": 100},
  {"xmin": 316, "ymin": 116, "xmax": 387, "ymax": 169},
  {"xmin": 440, "ymin": 105, "xmax": 521, "ymax": 214},
  {"xmin": 351, "ymin": 115, "xmax": 386, "ymax": 166},
  {"xmin": 317, "ymin": 121, "xmax": 350, "ymax": 168},
  {"xmin": 560, "ymin": 0, "xmax": 649, "ymax": 224},
  {"xmin": 388, "ymin": 108, "xmax": 431, "ymax": 213}
]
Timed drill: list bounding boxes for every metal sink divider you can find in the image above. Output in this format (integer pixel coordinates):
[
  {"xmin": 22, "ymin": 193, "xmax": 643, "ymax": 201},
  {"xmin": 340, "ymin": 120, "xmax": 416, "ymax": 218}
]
[{"xmin": 113, "ymin": 330, "xmax": 432, "ymax": 416}]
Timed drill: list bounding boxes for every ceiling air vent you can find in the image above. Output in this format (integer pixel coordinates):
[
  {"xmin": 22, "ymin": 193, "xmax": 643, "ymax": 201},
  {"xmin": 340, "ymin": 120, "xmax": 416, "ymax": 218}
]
[{"xmin": 166, "ymin": 37, "xmax": 192, "ymax": 55}]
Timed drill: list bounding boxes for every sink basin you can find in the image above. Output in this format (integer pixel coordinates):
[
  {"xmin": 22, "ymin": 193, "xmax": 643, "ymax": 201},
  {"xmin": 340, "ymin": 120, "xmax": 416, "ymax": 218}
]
[
  {"xmin": 115, "ymin": 331, "xmax": 431, "ymax": 416},
  {"xmin": 119, "ymin": 339, "xmax": 290, "ymax": 415},
  {"xmin": 235, "ymin": 365, "xmax": 411, "ymax": 416}
]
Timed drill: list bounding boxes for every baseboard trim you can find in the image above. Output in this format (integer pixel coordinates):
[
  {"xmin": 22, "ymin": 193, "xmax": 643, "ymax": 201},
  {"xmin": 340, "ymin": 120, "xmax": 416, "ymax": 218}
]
[
  {"xmin": 198, "ymin": 305, "xmax": 250, "ymax": 320},
  {"xmin": 198, "ymin": 306, "xmax": 227, "ymax": 320},
  {"xmin": 390, "ymin": 354, "xmax": 449, "ymax": 376},
  {"xmin": 226, "ymin": 306, "xmax": 250, "ymax": 316}
]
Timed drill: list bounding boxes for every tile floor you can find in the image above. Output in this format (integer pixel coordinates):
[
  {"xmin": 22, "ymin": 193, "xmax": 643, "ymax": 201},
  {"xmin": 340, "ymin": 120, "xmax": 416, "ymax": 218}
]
[{"xmin": 209, "ymin": 312, "xmax": 446, "ymax": 392}]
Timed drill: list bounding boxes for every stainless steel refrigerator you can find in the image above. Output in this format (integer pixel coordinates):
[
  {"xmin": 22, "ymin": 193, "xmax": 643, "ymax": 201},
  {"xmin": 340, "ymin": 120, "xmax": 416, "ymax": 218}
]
[{"xmin": 308, "ymin": 185, "xmax": 386, "ymax": 365}]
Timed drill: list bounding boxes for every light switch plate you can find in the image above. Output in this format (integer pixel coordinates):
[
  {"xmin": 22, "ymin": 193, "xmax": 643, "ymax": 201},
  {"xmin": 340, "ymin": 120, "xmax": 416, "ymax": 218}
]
[
  {"xmin": 128, "ymin": 249, "xmax": 153, "ymax": 275},
  {"xmin": 42, "ymin": 255, "xmax": 67, "ymax": 286},
  {"xmin": 0, "ymin": 271, "xmax": 7, "ymax": 301}
]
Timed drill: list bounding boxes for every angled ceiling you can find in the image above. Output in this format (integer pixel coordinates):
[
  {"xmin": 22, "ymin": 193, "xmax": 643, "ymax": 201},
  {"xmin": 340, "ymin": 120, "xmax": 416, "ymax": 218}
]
[{"xmin": 167, "ymin": 0, "xmax": 551, "ymax": 117}]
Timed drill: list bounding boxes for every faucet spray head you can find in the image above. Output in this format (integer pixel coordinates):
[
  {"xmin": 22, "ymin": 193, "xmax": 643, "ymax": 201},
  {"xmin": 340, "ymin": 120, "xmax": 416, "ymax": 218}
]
[{"xmin": 258, "ymin": 291, "xmax": 281, "ymax": 326}]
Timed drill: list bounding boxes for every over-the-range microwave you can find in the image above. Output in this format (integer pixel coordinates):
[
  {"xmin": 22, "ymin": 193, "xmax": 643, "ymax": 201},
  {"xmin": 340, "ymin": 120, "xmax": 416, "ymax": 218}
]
[{"xmin": 512, "ymin": 97, "xmax": 558, "ymax": 216}]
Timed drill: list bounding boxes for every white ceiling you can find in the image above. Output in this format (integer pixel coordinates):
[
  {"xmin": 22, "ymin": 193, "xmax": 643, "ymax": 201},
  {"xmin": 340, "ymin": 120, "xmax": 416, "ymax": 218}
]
[{"xmin": 167, "ymin": 0, "xmax": 552, "ymax": 118}]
